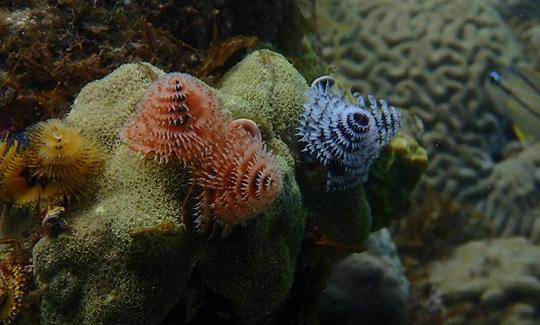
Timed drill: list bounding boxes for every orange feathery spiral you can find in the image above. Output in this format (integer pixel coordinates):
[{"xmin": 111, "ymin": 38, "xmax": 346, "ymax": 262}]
[
  {"xmin": 120, "ymin": 72, "xmax": 226, "ymax": 165},
  {"xmin": 25, "ymin": 119, "xmax": 103, "ymax": 204},
  {"xmin": 0, "ymin": 257, "xmax": 28, "ymax": 324},
  {"xmin": 193, "ymin": 119, "xmax": 281, "ymax": 235}
]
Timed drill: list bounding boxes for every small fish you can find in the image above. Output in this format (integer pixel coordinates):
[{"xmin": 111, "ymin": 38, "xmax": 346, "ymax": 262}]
[{"xmin": 485, "ymin": 65, "xmax": 540, "ymax": 143}]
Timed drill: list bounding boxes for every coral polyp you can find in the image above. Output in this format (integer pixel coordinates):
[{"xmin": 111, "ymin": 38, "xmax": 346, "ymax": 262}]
[
  {"xmin": 120, "ymin": 72, "xmax": 226, "ymax": 165},
  {"xmin": 193, "ymin": 119, "xmax": 281, "ymax": 236},
  {"xmin": 26, "ymin": 119, "xmax": 103, "ymax": 203},
  {"xmin": 297, "ymin": 76, "xmax": 401, "ymax": 191}
]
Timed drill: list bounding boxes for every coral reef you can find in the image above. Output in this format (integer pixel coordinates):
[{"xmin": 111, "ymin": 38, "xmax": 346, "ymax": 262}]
[
  {"xmin": 23, "ymin": 49, "xmax": 425, "ymax": 324},
  {"xmin": 313, "ymin": 0, "xmax": 521, "ymax": 203},
  {"xmin": 320, "ymin": 229, "xmax": 409, "ymax": 325},
  {"xmin": 121, "ymin": 70, "xmax": 282, "ymax": 236},
  {"xmin": 32, "ymin": 61, "xmax": 305, "ymax": 325},
  {"xmin": 298, "ymin": 76, "xmax": 401, "ymax": 191},
  {"xmin": 426, "ymin": 237, "xmax": 540, "ymax": 324},
  {"xmin": 391, "ymin": 191, "xmax": 494, "ymax": 324},
  {"xmin": 392, "ymin": 191, "xmax": 490, "ymax": 262}
]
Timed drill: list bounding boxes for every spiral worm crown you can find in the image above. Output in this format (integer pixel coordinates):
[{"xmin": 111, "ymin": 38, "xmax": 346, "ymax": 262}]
[
  {"xmin": 297, "ymin": 76, "xmax": 401, "ymax": 191},
  {"xmin": 120, "ymin": 72, "xmax": 226, "ymax": 165},
  {"xmin": 193, "ymin": 119, "xmax": 281, "ymax": 236}
]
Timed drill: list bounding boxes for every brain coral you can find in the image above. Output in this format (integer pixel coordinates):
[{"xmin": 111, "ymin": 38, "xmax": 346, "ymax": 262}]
[
  {"xmin": 314, "ymin": 0, "xmax": 520, "ymax": 201},
  {"xmin": 426, "ymin": 237, "xmax": 540, "ymax": 324},
  {"xmin": 461, "ymin": 142, "xmax": 540, "ymax": 241}
]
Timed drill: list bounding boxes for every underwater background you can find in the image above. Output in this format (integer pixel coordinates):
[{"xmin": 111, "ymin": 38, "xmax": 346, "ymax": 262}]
[{"xmin": 0, "ymin": 0, "xmax": 539, "ymax": 324}]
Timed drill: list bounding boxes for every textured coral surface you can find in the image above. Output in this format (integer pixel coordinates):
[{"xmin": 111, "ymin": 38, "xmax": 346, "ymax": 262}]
[
  {"xmin": 427, "ymin": 237, "xmax": 540, "ymax": 324},
  {"xmin": 32, "ymin": 59, "xmax": 306, "ymax": 325},
  {"xmin": 312, "ymin": 0, "xmax": 540, "ymax": 242},
  {"xmin": 314, "ymin": 0, "xmax": 520, "ymax": 200},
  {"xmin": 219, "ymin": 49, "xmax": 309, "ymax": 147}
]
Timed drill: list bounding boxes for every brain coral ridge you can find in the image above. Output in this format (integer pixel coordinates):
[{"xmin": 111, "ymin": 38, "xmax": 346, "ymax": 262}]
[
  {"xmin": 313, "ymin": 0, "xmax": 521, "ymax": 204},
  {"xmin": 427, "ymin": 237, "xmax": 540, "ymax": 324}
]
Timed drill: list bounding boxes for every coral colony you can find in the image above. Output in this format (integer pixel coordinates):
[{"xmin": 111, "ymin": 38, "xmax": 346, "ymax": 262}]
[
  {"xmin": 121, "ymin": 73, "xmax": 281, "ymax": 236},
  {"xmin": 0, "ymin": 52, "xmax": 428, "ymax": 325},
  {"xmin": 297, "ymin": 76, "xmax": 401, "ymax": 191}
]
